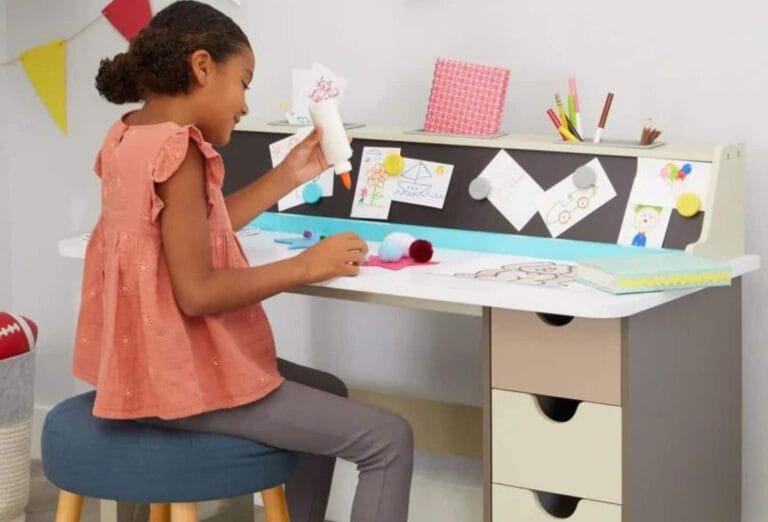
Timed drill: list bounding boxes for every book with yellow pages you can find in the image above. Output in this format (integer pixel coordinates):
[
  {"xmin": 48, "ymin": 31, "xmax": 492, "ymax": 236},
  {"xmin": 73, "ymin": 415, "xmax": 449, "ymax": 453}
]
[{"xmin": 576, "ymin": 251, "xmax": 732, "ymax": 295}]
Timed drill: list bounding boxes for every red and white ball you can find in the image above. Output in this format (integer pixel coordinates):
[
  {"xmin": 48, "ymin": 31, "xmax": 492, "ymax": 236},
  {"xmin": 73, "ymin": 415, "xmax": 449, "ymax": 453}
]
[{"xmin": 0, "ymin": 312, "xmax": 38, "ymax": 361}]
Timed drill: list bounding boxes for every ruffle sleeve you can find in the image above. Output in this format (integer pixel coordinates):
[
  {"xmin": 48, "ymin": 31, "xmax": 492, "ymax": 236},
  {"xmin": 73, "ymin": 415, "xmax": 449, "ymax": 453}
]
[{"xmin": 149, "ymin": 126, "xmax": 226, "ymax": 223}]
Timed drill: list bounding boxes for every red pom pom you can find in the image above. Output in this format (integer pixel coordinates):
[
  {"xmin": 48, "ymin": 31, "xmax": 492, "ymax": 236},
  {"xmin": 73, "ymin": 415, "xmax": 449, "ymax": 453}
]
[
  {"xmin": 0, "ymin": 312, "xmax": 37, "ymax": 361},
  {"xmin": 409, "ymin": 239, "xmax": 434, "ymax": 263}
]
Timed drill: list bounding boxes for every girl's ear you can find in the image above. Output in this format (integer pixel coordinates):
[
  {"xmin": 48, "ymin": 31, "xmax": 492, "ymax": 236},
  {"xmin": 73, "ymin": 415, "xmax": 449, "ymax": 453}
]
[{"xmin": 189, "ymin": 50, "xmax": 214, "ymax": 87}]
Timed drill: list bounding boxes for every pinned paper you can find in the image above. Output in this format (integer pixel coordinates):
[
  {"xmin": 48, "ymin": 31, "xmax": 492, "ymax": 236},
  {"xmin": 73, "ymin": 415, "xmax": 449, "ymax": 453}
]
[
  {"xmin": 21, "ymin": 40, "xmax": 67, "ymax": 134},
  {"xmin": 628, "ymin": 159, "xmax": 713, "ymax": 211},
  {"xmin": 391, "ymin": 159, "xmax": 454, "ymax": 209},
  {"xmin": 289, "ymin": 63, "xmax": 347, "ymax": 125},
  {"xmin": 351, "ymin": 147, "xmax": 401, "ymax": 220},
  {"xmin": 617, "ymin": 203, "xmax": 672, "ymax": 248},
  {"xmin": 475, "ymin": 150, "xmax": 544, "ymax": 230},
  {"xmin": 102, "ymin": 0, "xmax": 152, "ymax": 41},
  {"xmin": 270, "ymin": 129, "xmax": 334, "ymax": 211},
  {"xmin": 537, "ymin": 158, "xmax": 616, "ymax": 238}
]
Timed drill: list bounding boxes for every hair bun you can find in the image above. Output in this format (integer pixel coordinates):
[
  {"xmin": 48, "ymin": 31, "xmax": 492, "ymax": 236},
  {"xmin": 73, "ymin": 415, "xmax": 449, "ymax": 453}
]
[{"xmin": 95, "ymin": 51, "xmax": 141, "ymax": 104}]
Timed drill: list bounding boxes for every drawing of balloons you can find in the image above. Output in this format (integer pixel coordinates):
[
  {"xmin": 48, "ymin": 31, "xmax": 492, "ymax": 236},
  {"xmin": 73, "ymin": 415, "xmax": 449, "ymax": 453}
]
[{"xmin": 660, "ymin": 162, "xmax": 693, "ymax": 195}]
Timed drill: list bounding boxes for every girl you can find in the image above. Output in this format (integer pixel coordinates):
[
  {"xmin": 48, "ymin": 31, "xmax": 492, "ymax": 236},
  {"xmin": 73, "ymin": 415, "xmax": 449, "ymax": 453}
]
[{"xmin": 73, "ymin": 2, "xmax": 414, "ymax": 521}]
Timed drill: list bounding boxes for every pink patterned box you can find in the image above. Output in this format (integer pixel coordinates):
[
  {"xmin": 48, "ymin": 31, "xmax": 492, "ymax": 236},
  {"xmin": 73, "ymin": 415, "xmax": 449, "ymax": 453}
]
[{"xmin": 424, "ymin": 58, "xmax": 510, "ymax": 136}]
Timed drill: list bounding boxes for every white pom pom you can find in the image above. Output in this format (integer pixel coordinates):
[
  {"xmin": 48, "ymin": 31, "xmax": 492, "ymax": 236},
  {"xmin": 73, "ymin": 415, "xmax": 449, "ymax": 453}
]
[{"xmin": 383, "ymin": 233, "xmax": 415, "ymax": 256}]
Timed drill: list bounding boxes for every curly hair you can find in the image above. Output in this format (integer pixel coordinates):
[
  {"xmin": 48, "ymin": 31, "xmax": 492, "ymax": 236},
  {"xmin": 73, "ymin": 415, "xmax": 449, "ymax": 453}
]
[{"xmin": 95, "ymin": 1, "xmax": 250, "ymax": 104}]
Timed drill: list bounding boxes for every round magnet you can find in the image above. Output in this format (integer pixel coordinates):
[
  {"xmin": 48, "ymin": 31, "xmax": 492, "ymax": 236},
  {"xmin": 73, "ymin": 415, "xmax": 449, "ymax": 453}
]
[
  {"xmin": 676, "ymin": 192, "xmax": 701, "ymax": 218},
  {"xmin": 468, "ymin": 177, "xmax": 492, "ymax": 200},
  {"xmin": 302, "ymin": 182, "xmax": 322, "ymax": 204},
  {"xmin": 573, "ymin": 166, "xmax": 596, "ymax": 189},
  {"xmin": 384, "ymin": 153, "xmax": 405, "ymax": 176}
]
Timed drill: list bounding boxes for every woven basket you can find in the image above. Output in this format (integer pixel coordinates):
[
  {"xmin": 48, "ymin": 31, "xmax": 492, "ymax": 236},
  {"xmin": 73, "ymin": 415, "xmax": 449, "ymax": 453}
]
[{"xmin": 0, "ymin": 349, "xmax": 34, "ymax": 522}]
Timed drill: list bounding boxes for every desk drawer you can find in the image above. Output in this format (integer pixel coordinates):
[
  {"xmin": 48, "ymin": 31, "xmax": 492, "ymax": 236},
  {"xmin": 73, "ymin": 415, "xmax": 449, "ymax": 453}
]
[
  {"xmin": 491, "ymin": 310, "xmax": 621, "ymax": 405},
  {"xmin": 492, "ymin": 484, "xmax": 621, "ymax": 522},
  {"xmin": 492, "ymin": 390, "xmax": 622, "ymax": 504}
]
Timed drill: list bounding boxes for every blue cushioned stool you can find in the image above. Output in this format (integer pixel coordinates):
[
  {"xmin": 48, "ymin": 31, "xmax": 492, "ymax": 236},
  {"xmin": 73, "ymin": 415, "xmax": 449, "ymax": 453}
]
[{"xmin": 41, "ymin": 392, "xmax": 297, "ymax": 522}]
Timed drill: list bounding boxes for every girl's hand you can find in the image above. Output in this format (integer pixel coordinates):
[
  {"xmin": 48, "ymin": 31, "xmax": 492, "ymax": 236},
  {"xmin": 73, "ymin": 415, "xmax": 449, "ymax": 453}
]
[
  {"xmin": 293, "ymin": 233, "xmax": 368, "ymax": 283},
  {"xmin": 280, "ymin": 127, "xmax": 330, "ymax": 187}
]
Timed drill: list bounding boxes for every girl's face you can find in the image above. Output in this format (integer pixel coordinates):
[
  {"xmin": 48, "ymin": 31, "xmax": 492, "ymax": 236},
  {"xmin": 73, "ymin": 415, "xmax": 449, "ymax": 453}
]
[{"xmin": 192, "ymin": 47, "xmax": 254, "ymax": 145}]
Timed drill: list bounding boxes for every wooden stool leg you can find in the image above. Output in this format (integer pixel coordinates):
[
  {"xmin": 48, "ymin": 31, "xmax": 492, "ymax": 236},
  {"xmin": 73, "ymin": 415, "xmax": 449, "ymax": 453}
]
[
  {"xmin": 150, "ymin": 503, "xmax": 171, "ymax": 522},
  {"xmin": 55, "ymin": 490, "xmax": 85, "ymax": 522},
  {"xmin": 261, "ymin": 485, "xmax": 291, "ymax": 522},
  {"xmin": 170, "ymin": 503, "xmax": 197, "ymax": 522}
]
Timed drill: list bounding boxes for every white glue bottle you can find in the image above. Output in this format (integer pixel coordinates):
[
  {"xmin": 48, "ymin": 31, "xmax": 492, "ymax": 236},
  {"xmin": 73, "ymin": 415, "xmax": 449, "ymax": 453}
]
[{"xmin": 308, "ymin": 98, "xmax": 353, "ymax": 189}]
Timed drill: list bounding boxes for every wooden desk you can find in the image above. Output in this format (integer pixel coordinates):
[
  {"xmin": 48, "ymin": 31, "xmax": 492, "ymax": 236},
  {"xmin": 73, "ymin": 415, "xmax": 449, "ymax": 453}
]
[{"xmin": 60, "ymin": 232, "xmax": 759, "ymax": 522}]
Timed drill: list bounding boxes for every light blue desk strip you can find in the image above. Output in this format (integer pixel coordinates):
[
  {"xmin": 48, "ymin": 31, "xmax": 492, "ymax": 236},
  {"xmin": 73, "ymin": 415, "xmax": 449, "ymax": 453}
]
[{"xmin": 250, "ymin": 213, "xmax": 669, "ymax": 261}]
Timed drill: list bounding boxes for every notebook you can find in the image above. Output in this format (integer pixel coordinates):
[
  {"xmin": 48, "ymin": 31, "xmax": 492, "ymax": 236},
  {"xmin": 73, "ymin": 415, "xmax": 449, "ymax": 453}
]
[
  {"xmin": 576, "ymin": 251, "xmax": 732, "ymax": 294},
  {"xmin": 423, "ymin": 58, "xmax": 510, "ymax": 136}
]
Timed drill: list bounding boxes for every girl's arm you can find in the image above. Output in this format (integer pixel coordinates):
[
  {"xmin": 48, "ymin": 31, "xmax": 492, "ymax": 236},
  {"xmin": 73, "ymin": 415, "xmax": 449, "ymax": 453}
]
[
  {"xmin": 223, "ymin": 164, "xmax": 294, "ymax": 230},
  {"xmin": 157, "ymin": 141, "xmax": 367, "ymax": 317},
  {"xmin": 224, "ymin": 128, "xmax": 329, "ymax": 230}
]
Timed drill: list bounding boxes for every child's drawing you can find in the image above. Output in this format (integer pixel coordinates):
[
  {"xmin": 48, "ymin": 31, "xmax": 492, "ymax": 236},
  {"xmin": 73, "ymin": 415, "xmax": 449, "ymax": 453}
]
[
  {"xmin": 432, "ymin": 256, "xmax": 591, "ymax": 291},
  {"xmin": 308, "ymin": 76, "xmax": 340, "ymax": 103},
  {"xmin": 544, "ymin": 185, "xmax": 599, "ymax": 226},
  {"xmin": 475, "ymin": 150, "xmax": 544, "ymax": 230},
  {"xmin": 289, "ymin": 63, "xmax": 348, "ymax": 125},
  {"xmin": 454, "ymin": 261, "xmax": 577, "ymax": 288},
  {"xmin": 537, "ymin": 158, "xmax": 616, "ymax": 237},
  {"xmin": 617, "ymin": 203, "xmax": 672, "ymax": 248},
  {"xmin": 350, "ymin": 147, "xmax": 401, "ymax": 220},
  {"xmin": 628, "ymin": 158, "xmax": 713, "ymax": 211},
  {"xmin": 391, "ymin": 159, "xmax": 454, "ymax": 209}
]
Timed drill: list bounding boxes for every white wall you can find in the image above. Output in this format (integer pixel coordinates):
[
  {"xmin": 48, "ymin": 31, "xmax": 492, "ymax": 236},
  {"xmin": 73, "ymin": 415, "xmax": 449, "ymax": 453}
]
[
  {"xmin": 0, "ymin": 0, "xmax": 11, "ymax": 310},
  {"xmin": 3, "ymin": 0, "xmax": 766, "ymax": 521}
]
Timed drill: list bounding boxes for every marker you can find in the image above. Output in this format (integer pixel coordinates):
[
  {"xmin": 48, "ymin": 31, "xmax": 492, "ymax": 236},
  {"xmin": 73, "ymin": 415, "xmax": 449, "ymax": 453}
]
[
  {"xmin": 547, "ymin": 109, "xmax": 578, "ymax": 142},
  {"xmin": 567, "ymin": 93, "xmax": 576, "ymax": 132},
  {"xmin": 568, "ymin": 76, "xmax": 583, "ymax": 136},
  {"xmin": 594, "ymin": 92, "xmax": 614, "ymax": 143}
]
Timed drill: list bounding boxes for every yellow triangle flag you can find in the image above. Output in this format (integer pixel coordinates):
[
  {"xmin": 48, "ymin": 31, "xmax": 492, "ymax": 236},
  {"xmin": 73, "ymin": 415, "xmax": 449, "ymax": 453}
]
[{"xmin": 20, "ymin": 40, "xmax": 67, "ymax": 134}]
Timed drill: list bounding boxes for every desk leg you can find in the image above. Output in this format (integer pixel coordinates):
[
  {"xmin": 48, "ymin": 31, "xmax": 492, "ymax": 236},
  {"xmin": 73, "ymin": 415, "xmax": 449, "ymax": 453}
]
[
  {"xmin": 622, "ymin": 280, "xmax": 741, "ymax": 522},
  {"xmin": 482, "ymin": 307, "xmax": 491, "ymax": 522}
]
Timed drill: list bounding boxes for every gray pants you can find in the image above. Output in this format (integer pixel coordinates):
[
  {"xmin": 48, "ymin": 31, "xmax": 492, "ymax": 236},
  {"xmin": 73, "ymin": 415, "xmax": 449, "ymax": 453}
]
[{"xmin": 142, "ymin": 358, "xmax": 414, "ymax": 522}]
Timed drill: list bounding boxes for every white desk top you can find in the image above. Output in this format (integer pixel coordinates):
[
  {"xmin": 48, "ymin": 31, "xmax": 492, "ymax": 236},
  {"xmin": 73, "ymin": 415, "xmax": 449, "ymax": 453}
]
[{"xmin": 58, "ymin": 231, "xmax": 760, "ymax": 319}]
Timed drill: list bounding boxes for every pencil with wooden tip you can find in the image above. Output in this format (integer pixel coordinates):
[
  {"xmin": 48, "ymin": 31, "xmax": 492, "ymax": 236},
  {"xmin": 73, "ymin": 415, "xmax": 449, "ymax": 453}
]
[{"xmin": 554, "ymin": 94, "xmax": 569, "ymax": 135}]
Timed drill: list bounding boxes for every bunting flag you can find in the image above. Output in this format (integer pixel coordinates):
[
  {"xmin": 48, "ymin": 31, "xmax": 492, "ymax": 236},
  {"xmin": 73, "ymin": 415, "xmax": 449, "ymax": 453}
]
[
  {"xmin": 3, "ymin": 0, "xmax": 153, "ymax": 134},
  {"xmin": 102, "ymin": 0, "xmax": 152, "ymax": 41},
  {"xmin": 20, "ymin": 40, "xmax": 68, "ymax": 134}
]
